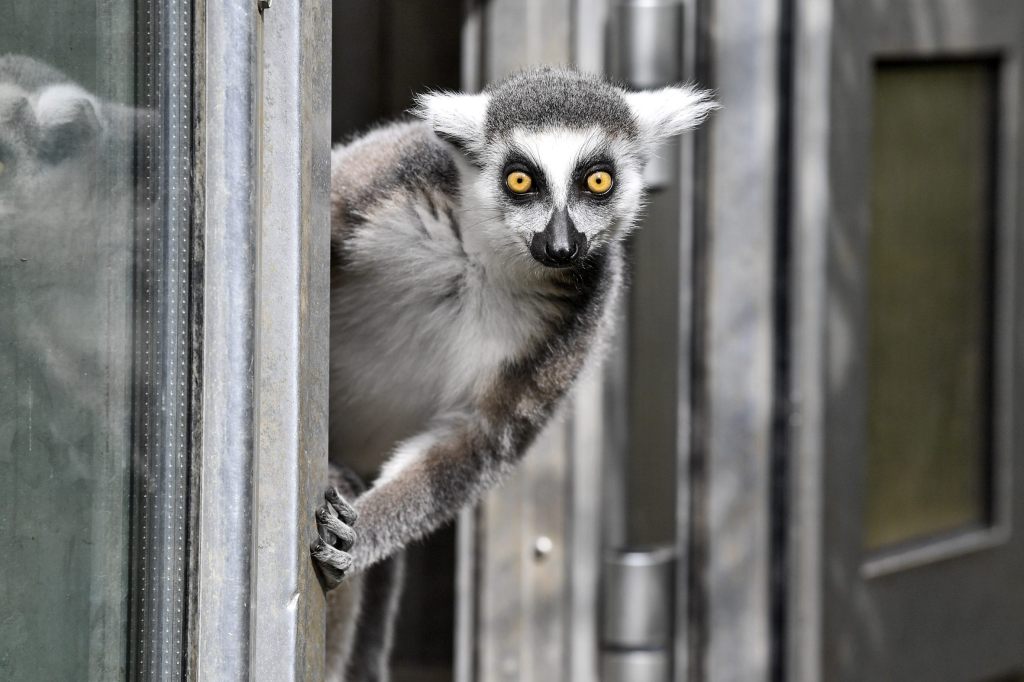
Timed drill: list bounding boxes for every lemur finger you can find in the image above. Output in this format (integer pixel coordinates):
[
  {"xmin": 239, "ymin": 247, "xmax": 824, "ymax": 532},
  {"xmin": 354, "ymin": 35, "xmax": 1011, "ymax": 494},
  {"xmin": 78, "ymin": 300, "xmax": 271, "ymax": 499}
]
[
  {"xmin": 325, "ymin": 488, "xmax": 358, "ymax": 526},
  {"xmin": 311, "ymin": 538, "xmax": 353, "ymax": 588},
  {"xmin": 317, "ymin": 506, "xmax": 356, "ymax": 551}
]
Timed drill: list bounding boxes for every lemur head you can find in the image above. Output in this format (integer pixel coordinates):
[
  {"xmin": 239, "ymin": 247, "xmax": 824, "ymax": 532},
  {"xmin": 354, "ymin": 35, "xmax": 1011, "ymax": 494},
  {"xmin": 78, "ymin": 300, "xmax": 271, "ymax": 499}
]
[
  {"xmin": 0, "ymin": 56, "xmax": 109, "ymax": 220},
  {"xmin": 414, "ymin": 68, "xmax": 716, "ymax": 269}
]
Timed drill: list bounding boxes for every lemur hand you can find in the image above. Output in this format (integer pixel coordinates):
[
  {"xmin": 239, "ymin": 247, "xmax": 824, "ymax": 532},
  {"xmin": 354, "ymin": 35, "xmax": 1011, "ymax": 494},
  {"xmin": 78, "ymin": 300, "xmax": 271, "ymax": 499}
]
[{"xmin": 311, "ymin": 472, "xmax": 359, "ymax": 589}]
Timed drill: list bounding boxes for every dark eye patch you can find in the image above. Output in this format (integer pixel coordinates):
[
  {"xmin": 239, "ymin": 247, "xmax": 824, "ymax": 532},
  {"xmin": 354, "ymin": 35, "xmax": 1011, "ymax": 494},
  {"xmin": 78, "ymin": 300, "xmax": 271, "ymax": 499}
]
[{"xmin": 572, "ymin": 152, "xmax": 615, "ymax": 183}]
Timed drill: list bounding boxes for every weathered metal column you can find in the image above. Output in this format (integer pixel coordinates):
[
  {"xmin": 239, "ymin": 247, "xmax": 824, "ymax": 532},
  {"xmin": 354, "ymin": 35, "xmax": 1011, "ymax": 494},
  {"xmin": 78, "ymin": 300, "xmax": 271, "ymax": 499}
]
[
  {"xmin": 601, "ymin": 3, "xmax": 685, "ymax": 681},
  {"xmin": 191, "ymin": 0, "xmax": 332, "ymax": 678},
  {"xmin": 191, "ymin": 0, "xmax": 261, "ymax": 677},
  {"xmin": 251, "ymin": 0, "xmax": 333, "ymax": 679}
]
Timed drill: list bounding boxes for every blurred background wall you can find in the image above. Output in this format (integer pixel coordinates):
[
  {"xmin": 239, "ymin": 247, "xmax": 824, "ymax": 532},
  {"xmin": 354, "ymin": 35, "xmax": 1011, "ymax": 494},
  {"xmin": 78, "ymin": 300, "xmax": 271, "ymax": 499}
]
[{"xmin": 328, "ymin": 1, "xmax": 1024, "ymax": 681}]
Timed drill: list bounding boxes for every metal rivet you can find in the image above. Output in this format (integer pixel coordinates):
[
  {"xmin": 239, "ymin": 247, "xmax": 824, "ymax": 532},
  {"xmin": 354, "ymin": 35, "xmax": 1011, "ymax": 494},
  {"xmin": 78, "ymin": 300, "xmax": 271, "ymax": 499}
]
[{"xmin": 534, "ymin": 536, "xmax": 554, "ymax": 559}]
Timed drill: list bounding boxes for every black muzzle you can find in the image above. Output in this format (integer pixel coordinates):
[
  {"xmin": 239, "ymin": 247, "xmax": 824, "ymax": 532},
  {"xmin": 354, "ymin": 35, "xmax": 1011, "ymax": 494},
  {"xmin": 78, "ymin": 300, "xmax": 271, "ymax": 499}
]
[{"xmin": 529, "ymin": 207, "xmax": 587, "ymax": 268}]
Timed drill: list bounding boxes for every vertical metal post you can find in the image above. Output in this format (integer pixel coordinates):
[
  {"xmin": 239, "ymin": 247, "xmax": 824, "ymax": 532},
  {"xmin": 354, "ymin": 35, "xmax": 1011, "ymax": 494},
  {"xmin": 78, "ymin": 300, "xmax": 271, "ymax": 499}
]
[
  {"xmin": 787, "ymin": 1, "xmax": 829, "ymax": 680},
  {"xmin": 603, "ymin": 4, "xmax": 685, "ymax": 681},
  {"xmin": 610, "ymin": 0, "xmax": 685, "ymax": 546},
  {"xmin": 250, "ymin": 0, "xmax": 333, "ymax": 680},
  {"xmin": 191, "ymin": 0, "xmax": 260, "ymax": 678},
  {"xmin": 698, "ymin": 0, "xmax": 780, "ymax": 680}
]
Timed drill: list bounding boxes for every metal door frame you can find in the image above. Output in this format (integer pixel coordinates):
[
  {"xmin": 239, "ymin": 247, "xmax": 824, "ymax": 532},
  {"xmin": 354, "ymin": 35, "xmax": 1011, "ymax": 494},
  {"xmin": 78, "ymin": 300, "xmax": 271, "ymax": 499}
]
[
  {"xmin": 189, "ymin": 0, "xmax": 332, "ymax": 678},
  {"xmin": 694, "ymin": 0, "xmax": 782, "ymax": 680},
  {"xmin": 789, "ymin": 1, "xmax": 1024, "ymax": 679}
]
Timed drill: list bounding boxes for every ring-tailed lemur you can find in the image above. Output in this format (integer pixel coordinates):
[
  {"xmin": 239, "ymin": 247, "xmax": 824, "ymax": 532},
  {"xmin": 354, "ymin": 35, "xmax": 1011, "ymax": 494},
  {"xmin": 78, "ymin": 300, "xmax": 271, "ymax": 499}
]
[{"xmin": 313, "ymin": 67, "xmax": 715, "ymax": 680}]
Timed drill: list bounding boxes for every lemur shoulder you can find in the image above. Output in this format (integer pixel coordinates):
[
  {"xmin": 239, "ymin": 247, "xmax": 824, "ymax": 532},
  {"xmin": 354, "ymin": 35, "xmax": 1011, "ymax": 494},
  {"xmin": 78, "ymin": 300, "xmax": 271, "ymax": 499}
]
[{"xmin": 312, "ymin": 67, "xmax": 715, "ymax": 680}]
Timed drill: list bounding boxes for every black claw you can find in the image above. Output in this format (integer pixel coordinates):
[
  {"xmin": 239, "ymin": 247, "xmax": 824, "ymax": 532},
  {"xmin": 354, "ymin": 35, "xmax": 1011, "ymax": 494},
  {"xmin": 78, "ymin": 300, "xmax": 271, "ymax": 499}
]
[
  {"xmin": 325, "ymin": 488, "xmax": 358, "ymax": 525},
  {"xmin": 317, "ymin": 511, "xmax": 357, "ymax": 551},
  {"xmin": 312, "ymin": 540, "xmax": 353, "ymax": 572},
  {"xmin": 311, "ymin": 478, "xmax": 360, "ymax": 589},
  {"xmin": 311, "ymin": 541, "xmax": 347, "ymax": 589}
]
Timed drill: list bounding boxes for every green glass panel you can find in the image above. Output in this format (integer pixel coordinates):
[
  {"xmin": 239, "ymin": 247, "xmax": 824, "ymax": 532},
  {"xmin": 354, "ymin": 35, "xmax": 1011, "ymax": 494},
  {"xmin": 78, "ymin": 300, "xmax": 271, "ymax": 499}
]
[{"xmin": 864, "ymin": 61, "xmax": 997, "ymax": 551}]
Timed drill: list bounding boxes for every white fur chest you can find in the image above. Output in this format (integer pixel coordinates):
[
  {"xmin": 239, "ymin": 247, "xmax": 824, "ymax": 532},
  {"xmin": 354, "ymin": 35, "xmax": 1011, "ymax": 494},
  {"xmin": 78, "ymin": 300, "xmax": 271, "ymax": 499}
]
[{"xmin": 328, "ymin": 197, "xmax": 559, "ymax": 474}]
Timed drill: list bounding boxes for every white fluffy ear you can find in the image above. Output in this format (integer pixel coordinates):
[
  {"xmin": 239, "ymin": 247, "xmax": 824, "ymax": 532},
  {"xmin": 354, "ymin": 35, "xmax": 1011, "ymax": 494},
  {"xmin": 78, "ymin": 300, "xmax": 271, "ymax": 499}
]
[
  {"xmin": 626, "ymin": 86, "xmax": 718, "ymax": 146},
  {"xmin": 412, "ymin": 91, "xmax": 489, "ymax": 152}
]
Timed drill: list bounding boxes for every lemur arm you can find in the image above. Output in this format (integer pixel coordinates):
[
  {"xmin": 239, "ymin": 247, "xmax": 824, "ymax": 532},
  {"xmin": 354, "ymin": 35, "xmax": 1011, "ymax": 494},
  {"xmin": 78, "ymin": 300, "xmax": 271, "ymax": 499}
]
[
  {"xmin": 350, "ymin": 416, "xmax": 526, "ymax": 572},
  {"xmin": 348, "ymin": 317, "xmax": 594, "ymax": 573}
]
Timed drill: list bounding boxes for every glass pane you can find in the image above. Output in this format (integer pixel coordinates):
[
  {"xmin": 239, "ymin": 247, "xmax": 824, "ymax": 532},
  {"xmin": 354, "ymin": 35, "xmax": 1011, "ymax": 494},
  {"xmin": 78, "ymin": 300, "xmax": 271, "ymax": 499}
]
[
  {"xmin": 864, "ymin": 61, "xmax": 997, "ymax": 551},
  {"xmin": 0, "ymin": 2, "xmax": 191, "ymax": 679}
]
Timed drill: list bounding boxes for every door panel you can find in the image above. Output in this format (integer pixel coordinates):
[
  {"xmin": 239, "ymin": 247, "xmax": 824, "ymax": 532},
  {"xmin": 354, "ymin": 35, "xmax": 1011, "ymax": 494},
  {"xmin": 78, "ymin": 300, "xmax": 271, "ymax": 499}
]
[{"xmin": 803, "ymin": 1, "xmax": 1024, "ymax": 679}]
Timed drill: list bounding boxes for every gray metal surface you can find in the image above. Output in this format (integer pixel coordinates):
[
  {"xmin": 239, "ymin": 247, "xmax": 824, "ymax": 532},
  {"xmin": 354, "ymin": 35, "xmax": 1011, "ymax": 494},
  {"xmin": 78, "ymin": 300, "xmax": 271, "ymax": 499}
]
[
  {"xmin": 613, "ymin": 0, "xmax": 684, "ymax": 89},
  {"xmin": 601, "ymin": 650, "xmax": 671, "ymax": 682},
  {"xmin": 612, "ymin": 0, "xmax": 684, "ymax": 188},
  {"xmin": 249, "ymin": 0, "xmax": 332, "ymax": 679},
  {"xmin": 190, "ymin": 0, "xmax": 260, "ymax": 677},
  {"xmin": 788, "ymin": 1, "xmax": 831, "ymax": 679},
  {"xmin": 672, "ymin": 4, "xmax": 701, "ymax": 679},
  {"xmin": 601, "ymin": 547, "xmax": 676, "ymax": 648},
  {"xmin": 697, "ymin": 0, "xmax": 780, "ymax": 680},
  {"xmin": 606, "ymin": 7, "xmax": 698, "ymax": 682},
  {"xmin": 612, "ymin": 1, "xmax": 686, "ymax": 553},
  {"xmin": 790, "ymin": 1, "xmax": 1024, "ymax": 680}
]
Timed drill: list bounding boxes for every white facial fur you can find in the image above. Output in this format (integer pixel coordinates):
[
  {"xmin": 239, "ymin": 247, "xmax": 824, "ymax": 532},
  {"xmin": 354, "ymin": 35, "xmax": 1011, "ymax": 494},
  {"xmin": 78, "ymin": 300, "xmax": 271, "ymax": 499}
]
[{"xmin": 475, "ymin": 127, "xmax": 645, "ymax": 249}]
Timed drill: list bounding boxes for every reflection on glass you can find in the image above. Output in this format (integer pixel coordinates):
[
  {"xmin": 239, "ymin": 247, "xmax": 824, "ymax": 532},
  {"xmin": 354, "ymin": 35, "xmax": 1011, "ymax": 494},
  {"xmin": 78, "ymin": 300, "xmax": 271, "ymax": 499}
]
[
  {"xmin": 864, "ymin": 61, "xmax": 997, "ymax": 551},
  {"xmin": 0, "ymin": 46, "xmax": 135, "ymax": 682},
  {"xmin": 0, "ymin": 3, "xmax": 191, "ymax": 680}
]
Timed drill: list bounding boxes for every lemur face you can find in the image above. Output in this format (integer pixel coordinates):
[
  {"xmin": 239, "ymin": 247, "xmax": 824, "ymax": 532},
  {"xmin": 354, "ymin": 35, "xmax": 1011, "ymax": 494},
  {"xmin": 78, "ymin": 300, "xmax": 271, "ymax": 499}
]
[
  {"xmin": 485, "ymin": 126, "xmax": 645, "ymax": 268},
  {"xmin": 415, "ymin": 68, "xmax": 716, "ymax": 269}
]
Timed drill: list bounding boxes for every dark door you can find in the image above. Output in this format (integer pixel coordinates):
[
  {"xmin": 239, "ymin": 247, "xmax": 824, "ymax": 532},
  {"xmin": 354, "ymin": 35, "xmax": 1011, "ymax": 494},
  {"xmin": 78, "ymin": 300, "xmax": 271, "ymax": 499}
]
[{"xmin": 793, "ymin": 1, "xmax": 1024, "ymax": 679}]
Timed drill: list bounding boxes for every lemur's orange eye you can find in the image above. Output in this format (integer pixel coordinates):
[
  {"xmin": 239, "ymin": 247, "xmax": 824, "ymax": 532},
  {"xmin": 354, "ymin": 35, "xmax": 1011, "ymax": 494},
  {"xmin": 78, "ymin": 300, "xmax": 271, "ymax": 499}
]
[
  {"xmin": 506, "ymin": 171, "xmax": 533, "ymax": 194},
  {"xmin": 586, "ymin": 170, "xmax": 613, "ymax": 194}
]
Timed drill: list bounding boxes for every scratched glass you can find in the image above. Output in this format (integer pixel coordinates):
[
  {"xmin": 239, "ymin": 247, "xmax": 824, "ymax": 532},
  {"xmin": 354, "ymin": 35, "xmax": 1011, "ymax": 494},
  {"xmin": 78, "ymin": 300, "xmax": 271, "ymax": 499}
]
[{"xmin": 0, "ymin": 2, "xmax": 192, "ymax": 679}]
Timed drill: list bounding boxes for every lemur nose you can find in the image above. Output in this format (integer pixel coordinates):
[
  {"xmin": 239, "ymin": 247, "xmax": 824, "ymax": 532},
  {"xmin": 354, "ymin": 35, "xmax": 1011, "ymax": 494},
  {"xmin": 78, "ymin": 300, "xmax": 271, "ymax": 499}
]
[
  {"xmin": 545, "ymin": 240, "xmax": 579, "ymax": 265},
  {"xmin": 530, "ymin": 207, "xmax": 587, "ymax": 268}
]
